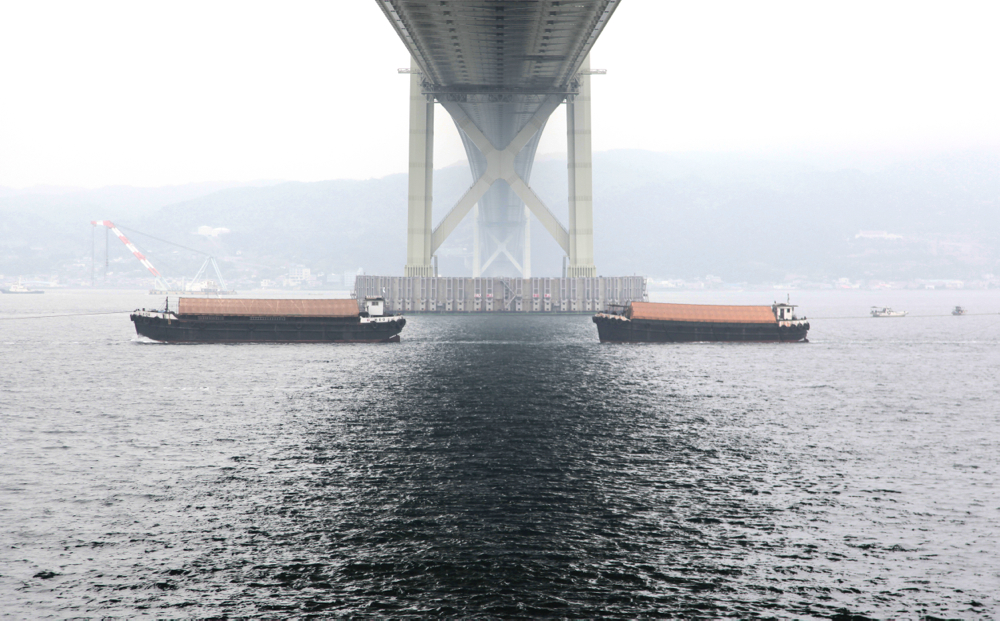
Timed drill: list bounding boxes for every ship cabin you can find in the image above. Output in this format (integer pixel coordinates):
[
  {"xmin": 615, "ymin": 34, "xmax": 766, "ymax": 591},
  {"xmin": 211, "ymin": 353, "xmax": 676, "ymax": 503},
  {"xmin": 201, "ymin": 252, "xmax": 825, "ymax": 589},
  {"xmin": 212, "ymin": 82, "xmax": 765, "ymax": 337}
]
[
  {"xmin": 604, "ymin": 303, "xmax": 629, "ymax": 316},
  {"xmin": 363, "ymin": 296, "xmax": 386, "ymax": 317},
  {"xmin": 772, "ymin": 302, "xmax": 797, "ymax": 322}
]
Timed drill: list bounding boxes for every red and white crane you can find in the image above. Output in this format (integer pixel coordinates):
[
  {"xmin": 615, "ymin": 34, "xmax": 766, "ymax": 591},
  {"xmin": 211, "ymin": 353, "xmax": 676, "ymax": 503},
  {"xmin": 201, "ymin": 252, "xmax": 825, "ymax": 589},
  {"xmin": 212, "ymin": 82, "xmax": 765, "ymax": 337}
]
[{"xmin": 91, "ymin": 220, "xmax": 168, "ymax": 291}]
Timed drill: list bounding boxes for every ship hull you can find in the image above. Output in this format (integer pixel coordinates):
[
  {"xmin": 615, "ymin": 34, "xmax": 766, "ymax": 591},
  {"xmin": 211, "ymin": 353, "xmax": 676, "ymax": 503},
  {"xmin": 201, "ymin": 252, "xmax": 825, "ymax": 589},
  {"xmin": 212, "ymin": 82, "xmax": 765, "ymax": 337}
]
[
  {"xmin": 131, "ymin": 314, "xmax": 405, "ymax": 343},
  {"xmin": 593, "ymin": 316, "xmax": 808, "ymax": 343}
]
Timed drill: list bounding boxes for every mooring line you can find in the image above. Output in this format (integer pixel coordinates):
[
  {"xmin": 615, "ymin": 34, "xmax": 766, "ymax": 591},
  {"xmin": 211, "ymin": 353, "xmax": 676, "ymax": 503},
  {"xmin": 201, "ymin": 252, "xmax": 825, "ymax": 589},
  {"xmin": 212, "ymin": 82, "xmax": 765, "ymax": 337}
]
[{"xmin": 0, "ymin": 311, "xmax": 133, "ymax": 321}]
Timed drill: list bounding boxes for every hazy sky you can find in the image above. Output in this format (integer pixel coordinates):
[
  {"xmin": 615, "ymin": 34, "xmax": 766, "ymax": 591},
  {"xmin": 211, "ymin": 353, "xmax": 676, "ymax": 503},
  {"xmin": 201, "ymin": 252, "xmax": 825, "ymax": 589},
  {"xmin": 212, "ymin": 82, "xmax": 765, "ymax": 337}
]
[{"xmin": 1, "ymin": 0, "xmax": 998, "ymax": 188}]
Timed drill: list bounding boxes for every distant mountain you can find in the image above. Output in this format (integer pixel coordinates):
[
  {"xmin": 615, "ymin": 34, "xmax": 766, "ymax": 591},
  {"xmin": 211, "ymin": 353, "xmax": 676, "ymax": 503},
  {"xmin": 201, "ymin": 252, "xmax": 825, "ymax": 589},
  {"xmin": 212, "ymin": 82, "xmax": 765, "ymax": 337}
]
[
  {"xmin": 529, "ymin": 148, "xmax": 1000, "ymax": 282},
  {"xmin": 1, "ymin": 149, "xmax": 997, "ymax": 285},
  {"xmin": 0, "ymin": 180, "xmax": 281, "ymax": 280}
]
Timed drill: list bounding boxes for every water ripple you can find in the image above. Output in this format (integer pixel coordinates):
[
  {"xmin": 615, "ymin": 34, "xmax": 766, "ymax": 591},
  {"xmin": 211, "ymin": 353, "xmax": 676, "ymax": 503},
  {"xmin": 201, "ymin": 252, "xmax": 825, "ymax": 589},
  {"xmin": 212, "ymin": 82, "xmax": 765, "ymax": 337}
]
[{"xmin": 0, "ymin": 293, "xmax": 997, "ymax": 618}]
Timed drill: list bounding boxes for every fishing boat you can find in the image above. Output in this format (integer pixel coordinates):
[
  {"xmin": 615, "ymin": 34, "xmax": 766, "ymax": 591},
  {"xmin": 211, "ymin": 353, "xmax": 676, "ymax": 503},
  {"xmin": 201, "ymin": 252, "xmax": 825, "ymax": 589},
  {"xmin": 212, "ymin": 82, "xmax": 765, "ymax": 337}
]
[
  {"xmin": 952, "ymin": 306, "xmax": 966, "ymax": 315},
  {"xmin": 870, "ymin": 306, "xmax": 906, "ymax": 317}
]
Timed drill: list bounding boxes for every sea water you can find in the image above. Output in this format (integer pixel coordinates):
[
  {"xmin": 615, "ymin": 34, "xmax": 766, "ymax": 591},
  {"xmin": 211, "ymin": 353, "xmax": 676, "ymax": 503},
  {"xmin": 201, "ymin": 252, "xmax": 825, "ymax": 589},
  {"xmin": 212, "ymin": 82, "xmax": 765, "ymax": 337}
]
[{"xmin": 1, "ymin": 290, "xmax": 997, "ymax": 618}]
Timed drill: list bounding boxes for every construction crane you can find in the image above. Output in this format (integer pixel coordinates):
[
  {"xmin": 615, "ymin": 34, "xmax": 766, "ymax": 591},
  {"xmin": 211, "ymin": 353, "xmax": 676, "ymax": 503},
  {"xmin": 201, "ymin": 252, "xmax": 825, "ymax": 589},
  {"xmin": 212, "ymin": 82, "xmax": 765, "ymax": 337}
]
[
  {"xmin": 90, "ymin": 220, "xmax": 233, "ymax": 294},
  {"xmin": 91, "ymin": 220, "xmax": 168, "ymax": 291}
]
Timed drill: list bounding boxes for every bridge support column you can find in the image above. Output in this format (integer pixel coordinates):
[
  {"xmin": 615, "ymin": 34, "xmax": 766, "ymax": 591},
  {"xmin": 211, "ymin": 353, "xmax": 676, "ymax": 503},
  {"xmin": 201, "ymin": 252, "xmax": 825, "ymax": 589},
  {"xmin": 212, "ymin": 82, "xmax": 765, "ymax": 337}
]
[
  {"xmin": 566, "ymin": 54, "xmax": 597, "ymax": 278},
  {"xmin": 405, "ymin": 57, "xmax": 435, "ymax": 277},
  {"xmin": 472, "ymin": 204, "xmax": 481, "ymax": 277},
  {"xmin": 402, "ymin": 56, "xmax": 601, "ymax": 278},
  {"xmin": 523, "ymin": 204, "xmax": 531, "ymax": 278}
]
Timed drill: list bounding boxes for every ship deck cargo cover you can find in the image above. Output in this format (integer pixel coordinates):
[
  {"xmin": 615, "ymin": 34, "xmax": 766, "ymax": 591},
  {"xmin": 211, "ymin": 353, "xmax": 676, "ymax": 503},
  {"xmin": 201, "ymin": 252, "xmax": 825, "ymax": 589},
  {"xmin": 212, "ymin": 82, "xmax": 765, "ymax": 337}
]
[
  {"xmin": 627, "ymin": 302, "xmax": 777, "ymax": 323},
  {"xmin": 178, "ymin": 298, "xmax": 358, "ymax": 317}
]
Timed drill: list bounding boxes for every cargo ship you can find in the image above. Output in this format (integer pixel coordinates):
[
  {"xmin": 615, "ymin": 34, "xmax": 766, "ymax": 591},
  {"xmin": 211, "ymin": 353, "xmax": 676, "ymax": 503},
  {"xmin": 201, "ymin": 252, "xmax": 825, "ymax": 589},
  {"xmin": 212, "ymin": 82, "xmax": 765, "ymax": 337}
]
[
  {"xmin": 130, "ymin": 296, "xmax": 405, "ymax": 343},
  {"xmin": 593, "ymin": 301, "xmax": 809, "ymax": 343}
]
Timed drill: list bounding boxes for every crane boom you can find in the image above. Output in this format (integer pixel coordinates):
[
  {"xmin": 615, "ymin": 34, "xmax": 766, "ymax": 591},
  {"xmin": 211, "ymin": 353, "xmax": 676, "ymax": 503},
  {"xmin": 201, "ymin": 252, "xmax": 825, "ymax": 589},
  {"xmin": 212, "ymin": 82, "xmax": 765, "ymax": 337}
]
[{"xmin": 91, "ymin": 220, "xmax": 167, "ymax": 290}]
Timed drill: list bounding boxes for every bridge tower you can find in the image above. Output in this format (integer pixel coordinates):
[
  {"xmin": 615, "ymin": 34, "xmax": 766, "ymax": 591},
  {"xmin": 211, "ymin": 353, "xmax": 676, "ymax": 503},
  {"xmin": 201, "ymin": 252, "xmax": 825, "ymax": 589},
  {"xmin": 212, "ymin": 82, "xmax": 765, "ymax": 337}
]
[{"xmin": 380, "ymin": 1, "xmax": 618, "ymax": 278}]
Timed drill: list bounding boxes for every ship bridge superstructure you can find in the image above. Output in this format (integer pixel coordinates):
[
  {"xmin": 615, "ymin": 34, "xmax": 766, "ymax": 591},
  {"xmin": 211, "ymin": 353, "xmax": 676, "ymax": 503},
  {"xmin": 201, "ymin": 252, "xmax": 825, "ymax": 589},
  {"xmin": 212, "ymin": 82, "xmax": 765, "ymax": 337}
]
[{"xmin": 378, "ymin": 0, "xmax": 619, "ymax": 277}]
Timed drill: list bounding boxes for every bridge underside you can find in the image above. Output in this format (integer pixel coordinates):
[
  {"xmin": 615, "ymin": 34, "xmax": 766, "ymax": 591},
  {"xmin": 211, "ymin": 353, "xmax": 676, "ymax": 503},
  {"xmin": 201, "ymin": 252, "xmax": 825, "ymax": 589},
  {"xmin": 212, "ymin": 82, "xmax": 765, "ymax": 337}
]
[{"xmin": 378, "ymin": 0, "xmax": 619, "ymax": 278}]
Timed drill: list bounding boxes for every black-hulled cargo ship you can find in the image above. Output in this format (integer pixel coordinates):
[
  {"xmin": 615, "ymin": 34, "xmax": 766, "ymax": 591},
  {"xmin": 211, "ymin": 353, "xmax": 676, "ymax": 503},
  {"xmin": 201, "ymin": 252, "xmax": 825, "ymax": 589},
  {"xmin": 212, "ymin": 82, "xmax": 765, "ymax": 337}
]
[
  {"xmin": 130, "ymin": 297, "xmax": 405, "ymax": 343},
  {"xmin": 593, "ymin": 301, "xmax": 809, "ymax": 343}
]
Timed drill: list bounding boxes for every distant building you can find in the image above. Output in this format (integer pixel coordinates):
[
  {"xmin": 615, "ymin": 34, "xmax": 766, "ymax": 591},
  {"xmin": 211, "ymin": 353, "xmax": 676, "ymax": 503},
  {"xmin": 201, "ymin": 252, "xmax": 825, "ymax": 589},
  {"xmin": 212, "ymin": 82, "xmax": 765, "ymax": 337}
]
[
  {"xmin": 855, "ymin": 230, "xmax": 903, "ymax": 240},
  {"xmin": 344, "ymin": 268, "xmax": 363, "ymax": 290}
]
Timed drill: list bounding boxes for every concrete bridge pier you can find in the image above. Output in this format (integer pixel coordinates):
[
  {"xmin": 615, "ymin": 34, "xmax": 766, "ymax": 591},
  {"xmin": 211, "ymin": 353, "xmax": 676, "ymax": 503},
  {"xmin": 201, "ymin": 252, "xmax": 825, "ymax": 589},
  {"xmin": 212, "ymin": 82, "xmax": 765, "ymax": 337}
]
[
  {"xmin": 566, "ymin": 56, "xmax": 597, "ymax": 278},
  {"xmin": 404, "ymin": 57, "xmax": 435, "ymax": 277}
]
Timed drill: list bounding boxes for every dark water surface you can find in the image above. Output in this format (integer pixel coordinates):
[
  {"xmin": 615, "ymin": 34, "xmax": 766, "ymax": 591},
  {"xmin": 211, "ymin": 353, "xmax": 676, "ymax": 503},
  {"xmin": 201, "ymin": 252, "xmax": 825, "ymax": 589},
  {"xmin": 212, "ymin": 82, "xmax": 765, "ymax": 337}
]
[{"xmin": 2, "ymin": 291, "xmax": 998, "ymax": 618}]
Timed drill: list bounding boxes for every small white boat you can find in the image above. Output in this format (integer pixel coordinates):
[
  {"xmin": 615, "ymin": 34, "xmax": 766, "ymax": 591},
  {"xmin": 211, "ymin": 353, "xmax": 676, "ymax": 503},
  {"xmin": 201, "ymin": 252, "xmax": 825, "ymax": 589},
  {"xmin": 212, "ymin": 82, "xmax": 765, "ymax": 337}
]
[
  {"xmin": 952, "ymin": 306, "xmax": 966, "ymax": 316},
  {"xmin": 871, "ymin": 306, "xmax": 906, "ymax": 317},
  {"xmin": 1, "ymin": 278, "xmax": 44, "ymax": 294}
]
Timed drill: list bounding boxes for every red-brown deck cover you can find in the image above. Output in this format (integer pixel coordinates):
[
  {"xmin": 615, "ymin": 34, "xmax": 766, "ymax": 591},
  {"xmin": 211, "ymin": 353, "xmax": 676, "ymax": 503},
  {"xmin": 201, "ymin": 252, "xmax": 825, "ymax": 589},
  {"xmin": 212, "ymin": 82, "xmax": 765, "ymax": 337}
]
[
  {"xmin": 627, "ymin": 302, "xmax": 776, "ymax": 324},
  {"xmin": 178, "ymin": 298, "xmax": 359, "ymax": 317}
]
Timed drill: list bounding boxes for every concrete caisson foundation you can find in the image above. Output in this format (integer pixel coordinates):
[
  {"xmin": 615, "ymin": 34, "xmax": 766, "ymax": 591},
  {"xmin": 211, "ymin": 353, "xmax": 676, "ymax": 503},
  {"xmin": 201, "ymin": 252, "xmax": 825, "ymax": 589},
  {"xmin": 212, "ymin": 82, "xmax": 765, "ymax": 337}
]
[{"xmin": 355, "ymin": 276, "xmax": 646, "ymax": 314}]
